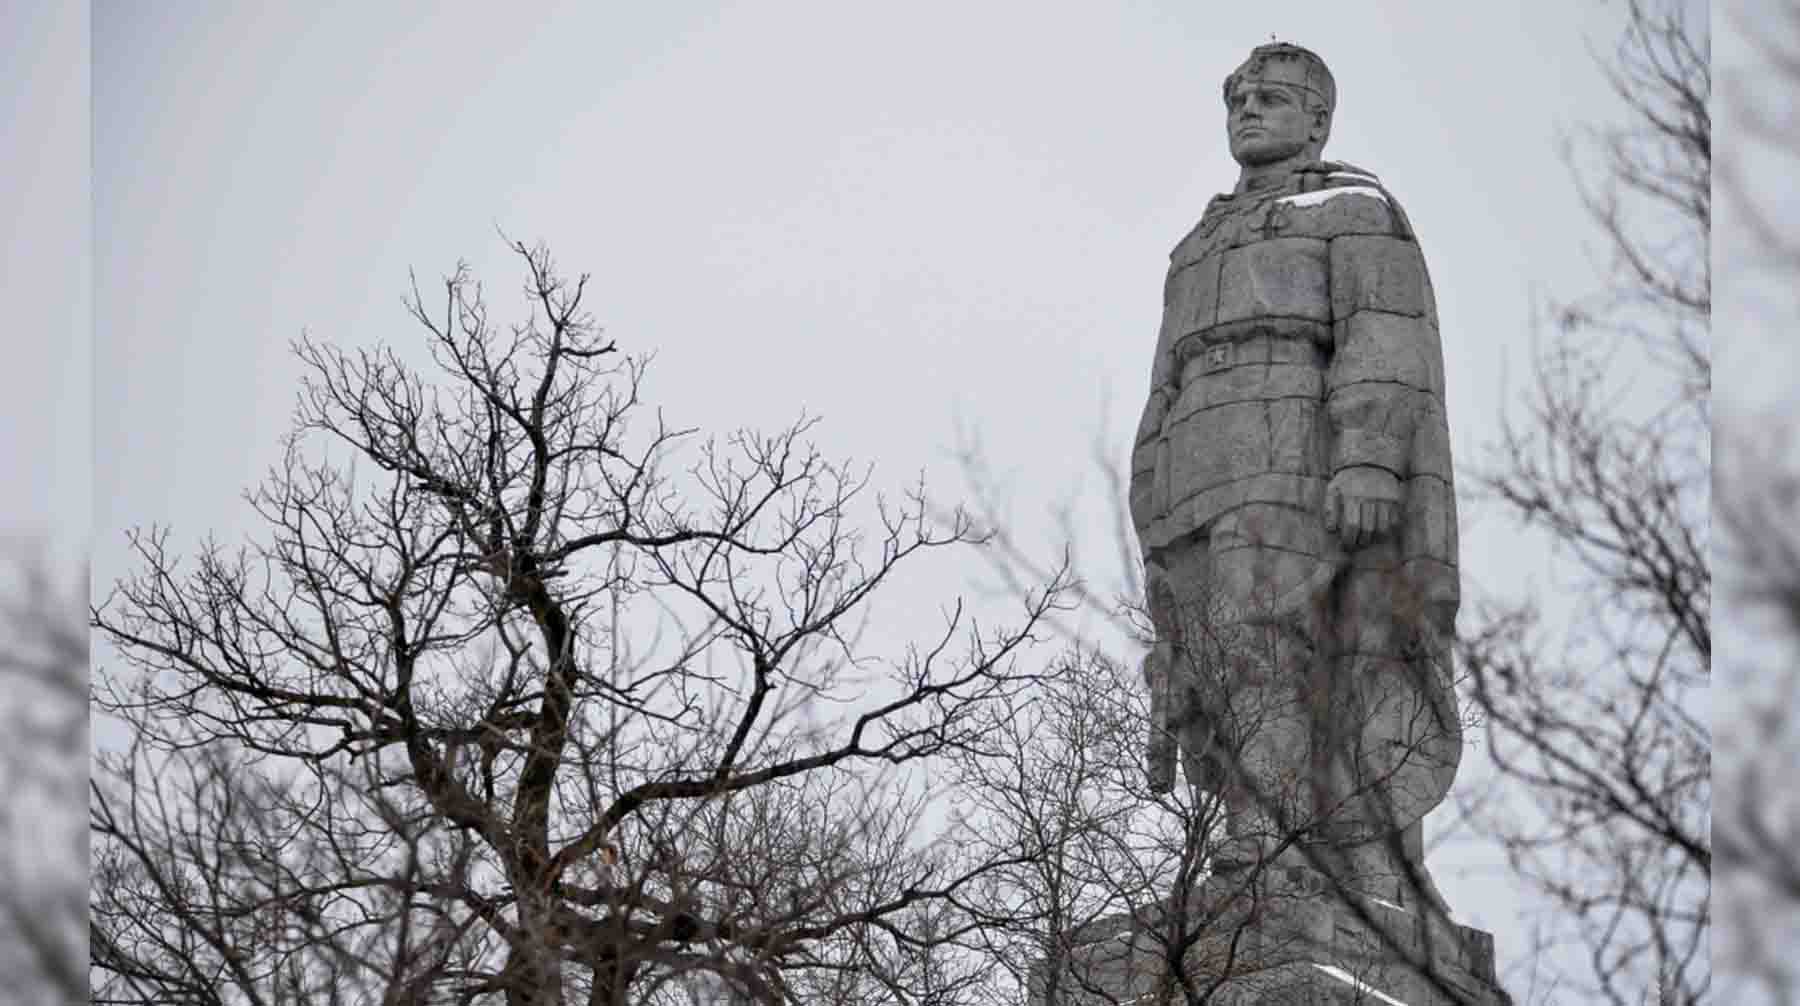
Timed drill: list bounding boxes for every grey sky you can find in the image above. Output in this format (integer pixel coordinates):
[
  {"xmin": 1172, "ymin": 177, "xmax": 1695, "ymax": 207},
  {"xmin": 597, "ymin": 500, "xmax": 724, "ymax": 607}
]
[
  {"xmin": 2, "ymin": 2, "xmax": 89, "ymax": 565},
  {"xmin": 84, "ymin": 1, "xmax": 1681, "ymax": 999},
  {"xmin": 2, "ymin": 8, "xmax": 94, "ymax": 1000}
]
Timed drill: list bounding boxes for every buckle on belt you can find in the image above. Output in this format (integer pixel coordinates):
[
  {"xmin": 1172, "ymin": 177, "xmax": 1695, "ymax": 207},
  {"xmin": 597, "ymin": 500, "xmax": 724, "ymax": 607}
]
[{"xmin": 1202, "ymin": 341, "xmax": 1233, "ymax": 373}]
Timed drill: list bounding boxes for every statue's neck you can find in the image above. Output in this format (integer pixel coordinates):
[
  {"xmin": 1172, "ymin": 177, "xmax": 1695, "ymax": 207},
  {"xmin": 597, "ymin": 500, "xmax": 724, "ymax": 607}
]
[{"xmin": 1233, "ymin": 153, "xmax": 1318, "ymax": 195}]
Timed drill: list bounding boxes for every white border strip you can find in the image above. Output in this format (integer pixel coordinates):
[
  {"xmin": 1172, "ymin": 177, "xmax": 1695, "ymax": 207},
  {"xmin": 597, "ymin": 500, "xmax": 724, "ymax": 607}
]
[{"xmin": 1311, "ymin": 963, "xmax": 1412, "ymax": 1006}]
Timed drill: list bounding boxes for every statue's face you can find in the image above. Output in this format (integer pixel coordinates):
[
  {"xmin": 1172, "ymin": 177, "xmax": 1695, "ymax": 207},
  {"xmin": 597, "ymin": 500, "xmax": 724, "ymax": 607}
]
[{"xmin": 1225, "ymin": 81, "xmax": 1320, "ymax": 166}]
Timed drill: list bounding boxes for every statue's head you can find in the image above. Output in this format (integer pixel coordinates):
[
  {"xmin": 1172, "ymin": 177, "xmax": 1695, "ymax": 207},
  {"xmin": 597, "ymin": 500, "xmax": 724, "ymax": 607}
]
[{"xmin": 1222, "ymin": 42, "xmax": 1335, "ymax": 167}]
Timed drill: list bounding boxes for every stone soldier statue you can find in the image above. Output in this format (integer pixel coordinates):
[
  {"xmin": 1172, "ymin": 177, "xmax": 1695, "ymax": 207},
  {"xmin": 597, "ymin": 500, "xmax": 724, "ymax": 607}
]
[{"xmin": 1131, "ymin": 42, "xmax": 1460, "ymax": 909}]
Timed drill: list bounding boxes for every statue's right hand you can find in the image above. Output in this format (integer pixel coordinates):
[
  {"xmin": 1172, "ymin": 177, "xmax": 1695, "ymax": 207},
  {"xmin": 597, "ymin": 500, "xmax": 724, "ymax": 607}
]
[
  {"xmin": 1144, "ymin": 641, "xmax": 1178, "ymax": 792},
  {"xmin": 1147, "ymin": 738, "xmax": 1176, "ymax": 793}
]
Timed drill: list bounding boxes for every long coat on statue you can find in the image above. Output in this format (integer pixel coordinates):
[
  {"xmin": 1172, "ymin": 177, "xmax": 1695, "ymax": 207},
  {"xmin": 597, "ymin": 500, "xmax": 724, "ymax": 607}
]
[{"xmin": 1130, "ymin": 159, "xmax": 1461, "ymax": 844}]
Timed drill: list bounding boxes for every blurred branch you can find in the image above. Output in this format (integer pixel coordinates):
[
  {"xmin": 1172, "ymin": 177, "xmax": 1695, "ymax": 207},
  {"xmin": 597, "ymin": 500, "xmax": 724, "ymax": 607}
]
[
  {"xmin": 1459, "ymin": 2, "xmax": 1711, "ymax": 1003},
  {"xmin": 0, "ymin": 542, "xmax": 87, "ymax": 1006}
]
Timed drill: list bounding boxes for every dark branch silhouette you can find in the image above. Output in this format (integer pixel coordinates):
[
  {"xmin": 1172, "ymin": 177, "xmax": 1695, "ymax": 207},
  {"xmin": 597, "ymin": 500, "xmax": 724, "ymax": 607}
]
[{"xmin": 91, "ymin": 242, "xmax": 1074, "ymax": 1006}]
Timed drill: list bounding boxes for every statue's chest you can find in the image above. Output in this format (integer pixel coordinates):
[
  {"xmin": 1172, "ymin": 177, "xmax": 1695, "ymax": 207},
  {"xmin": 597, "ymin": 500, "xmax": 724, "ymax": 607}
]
[
  {"xmin": 1165, "ymin": 194, "xmax": 1330, "ymax": 333},
  {"xmin": 1170, "ymin": 196, "xmax": 1296, "ymax": 269}
]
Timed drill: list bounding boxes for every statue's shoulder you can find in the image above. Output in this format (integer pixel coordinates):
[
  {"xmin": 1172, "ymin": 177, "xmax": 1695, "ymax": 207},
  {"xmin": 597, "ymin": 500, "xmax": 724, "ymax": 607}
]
[
  {"xmin": 1276, "ymin": 162, "xmax": 1418, "ymax": 241},
  {"xmin": 1168, "ymin": 193, "xmax": 1242, "ymax": 266}
]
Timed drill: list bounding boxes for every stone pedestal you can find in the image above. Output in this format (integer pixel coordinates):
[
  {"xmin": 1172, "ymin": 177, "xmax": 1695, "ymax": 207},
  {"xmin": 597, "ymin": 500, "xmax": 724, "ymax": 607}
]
[{"xmin": 1030, "ymin": 868, "xmax": 1511, "ymax": 1006}]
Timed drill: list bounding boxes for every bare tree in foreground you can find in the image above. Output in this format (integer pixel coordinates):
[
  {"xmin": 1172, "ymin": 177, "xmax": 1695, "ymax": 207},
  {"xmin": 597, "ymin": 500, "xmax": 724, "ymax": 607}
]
[
  {"xmin": 0, "ymin": 547, "xmax": 85, "ymax": 1006},
  {"xmin": 1455, "ymin": 1, "xmax": 1710, "ymax": 1002},
  {"xmin": 90, "ymin": 243, "xmax": 1073, "ymax": 1006},
  {"xmin": 952, "ymin": 642, "xmax": 1357, "ymax": 1006}
]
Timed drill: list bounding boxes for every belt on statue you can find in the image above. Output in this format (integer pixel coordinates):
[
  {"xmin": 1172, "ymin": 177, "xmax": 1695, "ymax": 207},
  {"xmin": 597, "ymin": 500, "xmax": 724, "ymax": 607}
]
[{"xmin": 1178, "ymin": 330, "xmax": 1327, "ymax": 381}]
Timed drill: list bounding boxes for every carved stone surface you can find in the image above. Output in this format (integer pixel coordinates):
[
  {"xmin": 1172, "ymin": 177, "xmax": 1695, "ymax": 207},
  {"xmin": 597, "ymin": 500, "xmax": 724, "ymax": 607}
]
[{"xmin": 1118, "ymin": 40, "xmax": 1509, "ymax": 1006}]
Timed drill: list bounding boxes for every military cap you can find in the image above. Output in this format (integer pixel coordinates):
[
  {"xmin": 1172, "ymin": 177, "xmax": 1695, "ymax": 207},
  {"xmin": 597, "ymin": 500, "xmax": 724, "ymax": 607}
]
[{"xmin": 1222, "ymin": 42, "xmax": 1336, "ymax": 113}]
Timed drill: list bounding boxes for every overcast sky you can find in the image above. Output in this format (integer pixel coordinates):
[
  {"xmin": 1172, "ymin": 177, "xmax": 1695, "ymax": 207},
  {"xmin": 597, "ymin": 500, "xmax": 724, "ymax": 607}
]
[
  {"xmin": 86, "ymin": 2, "xmax": 1647, "ymax": 596},
  {"xmin": 2, "ymin": 3, "xmax": 88, "ymax": 567},
  {"xmin": 0, "ymin": 1, "xmax": 1742, "ymax": 1000}
]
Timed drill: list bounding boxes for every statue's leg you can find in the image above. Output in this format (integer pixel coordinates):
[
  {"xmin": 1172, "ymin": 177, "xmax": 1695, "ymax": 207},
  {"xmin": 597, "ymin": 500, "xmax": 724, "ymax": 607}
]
[
  {"xmin": 1326, "ymin": 545, "xmax": 1463, "ymax": 903},
  {"xmin": 1191, "ymin": 502, "xmax": 1331, "ymax": 873},
  {"xmin": 1152, "ymin": 534, "xmax": 1229, "ymax": 796}
]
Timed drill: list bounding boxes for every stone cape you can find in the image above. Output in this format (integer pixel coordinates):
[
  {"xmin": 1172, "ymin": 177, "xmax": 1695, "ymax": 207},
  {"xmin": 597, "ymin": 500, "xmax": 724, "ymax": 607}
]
[
  {"xmin": 1129, "ymin": 152, "xmax": 1468, "ymax": 888},
  {"xmin": 1135, "ymin": 159, "xmax": 1458, "ymax": 610}
]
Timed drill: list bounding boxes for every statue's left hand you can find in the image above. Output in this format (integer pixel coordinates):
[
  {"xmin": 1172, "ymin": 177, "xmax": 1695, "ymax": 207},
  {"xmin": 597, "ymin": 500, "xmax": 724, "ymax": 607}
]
[{"xmin": 1325, "ymin": 466, "xmax": 1403, "ymax": 548}]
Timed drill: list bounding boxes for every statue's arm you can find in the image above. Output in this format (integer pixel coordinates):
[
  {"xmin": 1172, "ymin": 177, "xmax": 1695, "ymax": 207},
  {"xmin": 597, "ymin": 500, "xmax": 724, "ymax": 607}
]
[
  {"xmin": 1142, "ymin": 639, "xmax": 1176, "ymax": 792},
  {"xmin": 1324, "ymin": 202, "xmax": 1441, "ymax": 544},
  {"xmin": 1129, "ymin": 389, "xmax": 1169, "ymax": 535},
  {"xmin": 1129, "ymin": 269, "xmax": 1181, "ymax": 537},
  {"xmin": 1133, "ymin": 308, "xmax": 1179, "ymax": 791}
]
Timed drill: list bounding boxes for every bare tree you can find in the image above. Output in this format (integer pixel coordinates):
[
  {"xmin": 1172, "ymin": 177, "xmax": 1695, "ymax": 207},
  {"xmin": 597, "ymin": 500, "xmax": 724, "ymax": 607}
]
[
  {"xmin": 0, "ymin": 546, "xmax": 86, "ymax": 1006},
  {"xmin": 90, "ymin": 242, "xmax": 1074, "ymax": 1006},
  {"xmin": 1005, "ymin": 644, "xmax": 1341, "ymax": 1006},
  {"xmin": 1454, "ymin": 1, "xmax": 1711, "ymax": 1003},
  {"xmin": 948, "ymin": 645, "xmax": 1152, "ymax": 1006}
]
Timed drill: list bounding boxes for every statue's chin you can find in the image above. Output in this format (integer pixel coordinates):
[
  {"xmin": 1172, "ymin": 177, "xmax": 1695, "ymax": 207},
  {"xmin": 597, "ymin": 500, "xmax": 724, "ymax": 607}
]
[{"xmin": 1232, "ymin": 140, "xmax": 1312, "ymax": 168}]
